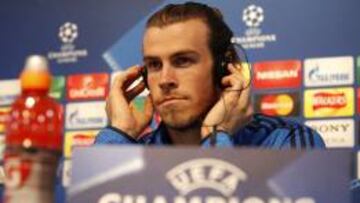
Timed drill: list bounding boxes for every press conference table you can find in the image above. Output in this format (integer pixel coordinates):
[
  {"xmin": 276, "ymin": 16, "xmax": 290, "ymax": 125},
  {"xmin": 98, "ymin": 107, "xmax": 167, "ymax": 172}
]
[{"xmin": 67, "ymin": 146, "xmax": 358, "ymax": 203}]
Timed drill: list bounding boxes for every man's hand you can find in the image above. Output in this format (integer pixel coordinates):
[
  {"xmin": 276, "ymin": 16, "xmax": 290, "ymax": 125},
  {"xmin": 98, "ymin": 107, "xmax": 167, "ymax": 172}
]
[
  {"xmin": 106, "ymin": 65, "xmax": 154, "ymax": 138},
  {"xmin": 201, "ymin": 63, "xmax": 253, "ymax": 139}
]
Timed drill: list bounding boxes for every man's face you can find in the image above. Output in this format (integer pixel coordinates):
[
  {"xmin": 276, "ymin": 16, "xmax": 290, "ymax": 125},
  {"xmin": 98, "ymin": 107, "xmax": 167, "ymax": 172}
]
[{"xmin": 143, "ymin": 19, "xmax": 219, "ymax": 129}]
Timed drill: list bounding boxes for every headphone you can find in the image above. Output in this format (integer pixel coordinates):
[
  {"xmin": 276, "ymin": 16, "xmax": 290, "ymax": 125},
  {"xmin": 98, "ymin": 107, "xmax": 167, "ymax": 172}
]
[
  {"xmin": 214, "ymin": 47, "xmax": 234, "ymax": 88},
  {"xmin": 141, "ymin": 43, "xmax": 250, "ymax": 89},
  {"xmin": 214, "ymin": 43, "xmax": 251, "ymax": 89}
]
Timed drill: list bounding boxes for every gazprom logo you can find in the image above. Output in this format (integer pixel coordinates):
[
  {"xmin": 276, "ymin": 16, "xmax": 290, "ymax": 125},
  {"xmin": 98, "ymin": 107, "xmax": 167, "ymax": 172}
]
[
  {"xmin": 166, "ymin": 158, "xmax": 247, "ymax": 196},
  {"xmin": 65, "ymin": 101, "xmax": 107, "ymax": 130},
  {"xmin": 304, "ymin": 56, "xmax": 353, "ymax": 87},
  {"xmin": 308, "ymin": 66, "xmax": 349, "ymax": 82}
]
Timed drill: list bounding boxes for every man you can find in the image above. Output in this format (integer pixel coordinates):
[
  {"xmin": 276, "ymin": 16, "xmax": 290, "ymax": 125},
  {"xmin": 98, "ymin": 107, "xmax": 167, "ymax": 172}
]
[{"xmin": 95, "ymin": 2, "xmax": 325, "ymax": 148}]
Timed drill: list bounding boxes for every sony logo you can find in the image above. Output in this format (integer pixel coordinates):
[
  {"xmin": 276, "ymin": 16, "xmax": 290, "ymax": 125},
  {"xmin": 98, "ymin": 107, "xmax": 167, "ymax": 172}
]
[{"xmin": 309, "ymin": 123, "xmax": 350, "ymax": 133}]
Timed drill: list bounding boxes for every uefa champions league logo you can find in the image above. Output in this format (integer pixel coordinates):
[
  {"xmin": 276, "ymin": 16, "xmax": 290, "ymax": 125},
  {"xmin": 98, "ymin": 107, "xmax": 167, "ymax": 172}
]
[
  {"xmin": 232, "ymin": 4, "xmax": 277, "ymax": 49},
  {"xmin": 97, "ymin": 158, "xmax": 316, "ymax": 203},
  {"xmin": 47, "ymin": 21, "xmax": 88, "ymax": 64},
  {"xmin": 58, "ymin": 22, "xmax": 78, "ymax": 44},
  {"xmin": 166, "ymin": 158, "xmax": 247, "ymax": 196},
  {"xmin": 242, "ymin": 5, "xmax": 264, "ymax": 28}
]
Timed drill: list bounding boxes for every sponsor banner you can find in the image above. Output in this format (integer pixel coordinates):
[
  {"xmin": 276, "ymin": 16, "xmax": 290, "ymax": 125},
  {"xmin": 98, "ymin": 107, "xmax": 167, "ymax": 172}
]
[
  {"xmin": 0, "ymin": 135, "xmax": 4, "ymax": 184},
  {"xmin": 69, "ymin": 147, "xmax": 352, "ymax": 203},
  {"xmin": 0, "ymin": 79, "xmax": 20, "ymax": 106},
  {"xmin": 64, "ymin": 130, "xmax": 98, "ymax": 158},
  {"xmin": 358, "ymin": 88, "xmax": 360, "ymax": 114},
  {"xmin": 305, "ymin": 119, "xmax": 354, "ymax": 148},
  {"xmin": 0, "ymin": 166, "xmax": 4, "ymax": 184},
  {"xmin": 62, "ymin": 159, "xmax": 72, "ymax": 187},
  {"xmin": 253, "ymin": 60, "xmax": 301, "ymax": 89},
  {"xmin": 304, "ymin": 56, "xmax": 354, "ymax": 87},
  {"xmin": 356, "ymin": 56, "xmax": 360, "ymax": 84},
  {"xmin": 49, "ymin": 76, "xmax": 65, "ymax": 100},
  {"xmin": 358, "ymin": 151, "xmax": 360, "ymax": 179},
  {"xmin": 65, "ymin": 101, "xmax": 107, "ymax": 130},
  {"xmin": 254, "ymin": 92, "xmax": 300, "ymax": 117},
  {"xmin": 0, "ymin": 107, "xmax": 10, "ymax": 133},
  {"xmin": 304, "ymin": 87, "xmax": 354, "ymax": 118},
  {"xmin": 67, "ymin": 73, "xmax": 109, "ymax": 101},
  {"xmin": 0, "ymin": 135, "xmax": 5, "ymax": 161}
]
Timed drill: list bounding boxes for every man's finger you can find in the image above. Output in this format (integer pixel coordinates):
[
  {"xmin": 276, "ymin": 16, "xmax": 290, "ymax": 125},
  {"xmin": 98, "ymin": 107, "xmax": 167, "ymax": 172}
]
[
  {"xmin": 221, "ymin": 74, "xmax": 243, "ymax": 91},
  {"xmin": 113, "ymin": 65, "xmax": 142, "ymax": 92},
  {"xmin": 123, "ymin": 69, "xmax": 143, "ymax": 90},
  {"xmin": 227, "ymin": 63, "xmax": 242, "ymax": 74},
  {"xmin": 228, "ymin": 62, "xmax": 251, "ymax": 88},
  {"xmin": 132, "ymin": 95, "xmax": 154, "ymax": 134},
  {"xmin": 143, "ymin": 95, "xmax": 154, "ymax": 122},
  {"xmin": 125, "ymin": 80, "xmax": 146, "ymax": 102},
  {"xmin": 235, "ymin": 83, "xmax": 251, "ymax": 111}
]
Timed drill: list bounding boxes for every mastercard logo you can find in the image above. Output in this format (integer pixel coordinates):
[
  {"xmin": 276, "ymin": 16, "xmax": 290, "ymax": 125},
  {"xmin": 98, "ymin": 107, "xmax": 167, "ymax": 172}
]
[{"xmin": 259, "ymin": 94, "xmax": 294, "ymax": 116}]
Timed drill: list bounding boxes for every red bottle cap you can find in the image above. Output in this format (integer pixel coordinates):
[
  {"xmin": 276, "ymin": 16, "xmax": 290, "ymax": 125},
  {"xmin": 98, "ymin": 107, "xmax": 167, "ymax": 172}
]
[{"xmin": 20, "ymin": 55, "xmax": 52, "ymax": 91}]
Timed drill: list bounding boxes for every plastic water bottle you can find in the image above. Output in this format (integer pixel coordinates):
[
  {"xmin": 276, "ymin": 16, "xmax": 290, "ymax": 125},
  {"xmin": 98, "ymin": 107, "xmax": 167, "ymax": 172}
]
[{"xmin": 4, "ymin": 55, "xmax": 63, "ymax": 203}]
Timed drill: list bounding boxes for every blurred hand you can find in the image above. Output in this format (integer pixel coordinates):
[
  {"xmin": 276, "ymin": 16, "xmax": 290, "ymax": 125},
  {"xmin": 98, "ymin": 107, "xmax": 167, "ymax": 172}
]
[
  {"xmin": 106, "ymin": 65, "xmax": 154, "ymax": 138},
  {"xmin": 201, "ymin": 63, "xmax": 253, "ymax": 139}
]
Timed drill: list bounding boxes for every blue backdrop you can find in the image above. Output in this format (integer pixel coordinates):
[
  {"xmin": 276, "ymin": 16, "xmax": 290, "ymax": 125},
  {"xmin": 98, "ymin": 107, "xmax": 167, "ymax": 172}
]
[{"xmin": 0, "ymin": 0, "xmax": 359, "ymax": 202}]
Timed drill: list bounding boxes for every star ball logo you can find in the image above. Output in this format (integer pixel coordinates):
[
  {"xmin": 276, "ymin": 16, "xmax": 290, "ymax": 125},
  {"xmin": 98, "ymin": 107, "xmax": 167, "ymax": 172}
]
[
  {"xmin": 58, "ymin": 22, "xmax": 78, "ymax": 44},
  {"xmin": 242, "ymin": 5, "xmax": 264, "ymax": 28},
  {"xmin": 232, "ymin": 4, "xmax": 277, "ymax": 49},
  {"xmin": 47, "ymin": 21, "xmax": 88, "ymax": 64},
  {"xmin": 166, "ymin": 158, "xmax": 247, "ymax": 196}
]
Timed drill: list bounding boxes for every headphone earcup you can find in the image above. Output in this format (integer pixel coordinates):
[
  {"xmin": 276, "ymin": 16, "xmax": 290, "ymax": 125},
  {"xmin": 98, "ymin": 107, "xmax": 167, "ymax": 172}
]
[
  {"xmin": 141, "ymin": 67, "xmax": 148, "ymax": 88},
  {"xmin": 215, "ymin": 61, "xmax": 230, "ymax": 88}
]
